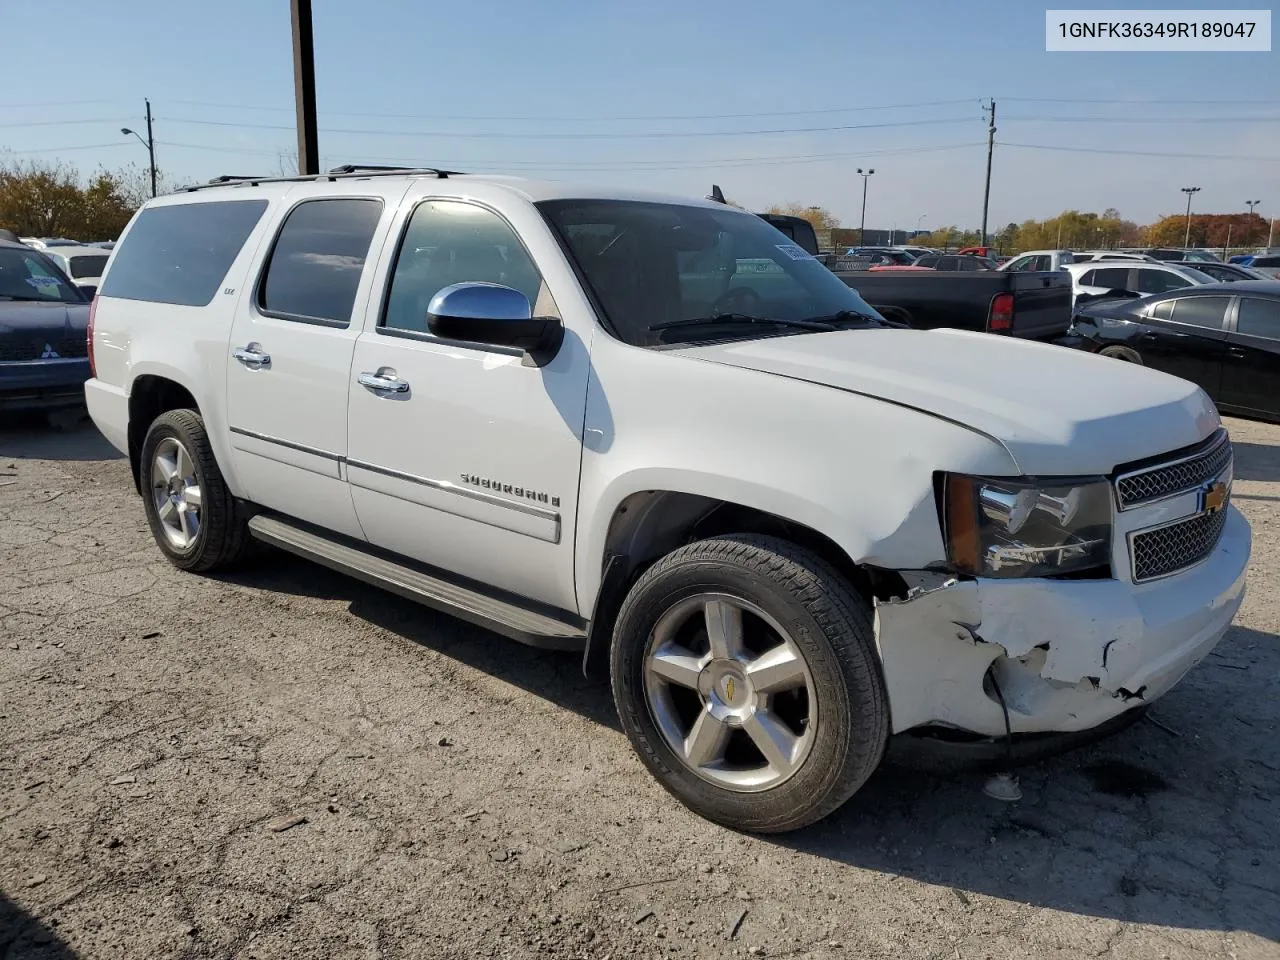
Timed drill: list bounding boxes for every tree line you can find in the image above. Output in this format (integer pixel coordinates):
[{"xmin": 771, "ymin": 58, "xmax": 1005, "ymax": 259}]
[
  {"xmin": 0, "ymin": 158, "xmax": 176, "ymax": 242},
  {"xmin": 761, "ymin": 203, "xmax": 1271, "ymax": 255}
]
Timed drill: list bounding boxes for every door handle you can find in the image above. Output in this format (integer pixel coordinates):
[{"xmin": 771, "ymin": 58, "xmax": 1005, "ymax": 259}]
[
  {"xmin": 358, "ymin": 371, "xmax": 410, "ymax": 393},
  {"xmin": 233, "ymin": 344, "xmax": 271, "ymax": 368},
  {"xmin": 1227, "ymin": 347, "xmax": 1247, "ymax": 359}
]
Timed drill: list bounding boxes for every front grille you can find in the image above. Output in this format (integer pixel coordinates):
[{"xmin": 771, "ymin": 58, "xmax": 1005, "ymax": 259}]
[
  {"xmin": 1130, "ymin": 508, "xmax": 1228, "ymax": 582},
  {"xmin": 0, "ymin": 337, "xmax": 87, "ymax": 362},
  {"xmin": 1115, "ymin": 431, "xmax": 1232, "ymax": 509}
]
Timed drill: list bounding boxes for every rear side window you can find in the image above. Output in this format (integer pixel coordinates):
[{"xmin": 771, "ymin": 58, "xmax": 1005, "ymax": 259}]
[
  {"xmin": 99, "ymin": 199, "xmax": 268, "ymax": 306},
  {"xmin": 258, "ymin": 198, "xmax": 383, "ymax": 326},
  {"xmin": 1090, "ymin": 267, "xmax": 1130, "ymax": 289},
  {"xmin": 68, "ymin": 255, "xmax": 109, "ymax": 279},
  {"xmin": 1255, "ymin": 256, "xmax": 1280, "ymax": 267},
  {"xmin": 1169, "ymin": 296, "xmax": 1230, "ymax": 330},
  {"xmin": 1236, "ymin": 298, "xmax": 1280, "ymax": 339},
  {"xmin": 1136, "ymin": 269, "xmax": 1191, "ymax": 294}
]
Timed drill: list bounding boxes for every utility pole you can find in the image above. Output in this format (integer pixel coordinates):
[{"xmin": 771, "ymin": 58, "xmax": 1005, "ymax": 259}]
[
  {"xmin": 1181, "ymin": 186, "xmax": 1200, "ymax": 248},
  {"xmin": 291, "ymin": 0, "xmax": 319, "ymax": 175},
  {"xmin": 857, "ymin": 168, "xmax": 874, "ymax": 246},
  {"xmin": 120, "ymin": 99, "xmax": 157, "ymax": 198},
  {"xmin": 981, "ymin": 98, "xmax": 996, "ymax": 247},
  {"xmin": 145, "ymin": 99, "xmax": 156, "ymax": 198},
  {"xmin": 1269, "ymin": 217, "xmax": 1276, "ymax": 249}
]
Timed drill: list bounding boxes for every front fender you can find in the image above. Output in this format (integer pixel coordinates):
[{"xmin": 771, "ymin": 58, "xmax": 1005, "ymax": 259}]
[{"xmin": 573, "ymin": 339, "xmax": 1017, "ymax": 612}]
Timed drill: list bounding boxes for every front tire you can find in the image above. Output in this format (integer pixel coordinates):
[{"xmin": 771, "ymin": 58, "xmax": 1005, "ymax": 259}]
[
  {"xmin": 139, "ymin": 409, "xmax": 249, "ymax": 572},
  {"xmin": 610, "ymin": 534, "xmax": 889, "ymax": 833}
]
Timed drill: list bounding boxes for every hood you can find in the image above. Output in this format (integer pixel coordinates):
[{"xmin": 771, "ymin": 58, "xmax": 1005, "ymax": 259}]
[
  {"xmin": 682, "ymin": 328, "xmax": 1220, "ymax": 475},
  {"xmin": 0, "ymin": 300, "xmax": 90, "ymax": 339}
]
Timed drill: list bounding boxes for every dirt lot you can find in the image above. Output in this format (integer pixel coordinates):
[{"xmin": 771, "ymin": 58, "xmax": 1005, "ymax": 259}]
[{"xmin": 0, "ymin": 414, "xmax": 1277, "ymax": 960}]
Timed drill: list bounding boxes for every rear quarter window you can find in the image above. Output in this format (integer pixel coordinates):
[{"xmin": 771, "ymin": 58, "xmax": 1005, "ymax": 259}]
[{"xmin": 99, "ymin": 199, "xmax": 269, "ymax": 306}]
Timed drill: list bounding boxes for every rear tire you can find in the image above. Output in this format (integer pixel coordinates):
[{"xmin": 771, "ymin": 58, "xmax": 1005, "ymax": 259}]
[
  {"xmin": 1100, "ymin": 345, "xmax": 1143, "ymax": 364},
  {"xmin": 139, "ymin": 409, "xmax": 249, "ymax": 572},
  {"xmin": 610, "ymin": 534, "xmax": 889, "ymax": 833}
]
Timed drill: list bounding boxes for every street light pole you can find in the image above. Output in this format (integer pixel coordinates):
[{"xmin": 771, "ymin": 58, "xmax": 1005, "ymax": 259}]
[
  {"xmin": 120, "ymin": 97, "xmax": 157, "ymax": 199},
  {"xmin": 915, "ymin": 213, "xmax": 926, "ymax": 237},
  {"xmin": 1246, "ymin": 200, "xmax": 1261, "ymax": 246},
  {"xmin": 1181, "ymin": 186, "xmax": 1200, "ymax": 249},
  {"xmin": 857, "ymin": 168, "xmax": 875, "ymax": 246}
]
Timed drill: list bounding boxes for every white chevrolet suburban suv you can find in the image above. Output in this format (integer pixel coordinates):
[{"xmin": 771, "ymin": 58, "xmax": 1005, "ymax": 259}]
[{"xmin": 85, "ymin": 166, "xmax": 1251, "ymax": 833}]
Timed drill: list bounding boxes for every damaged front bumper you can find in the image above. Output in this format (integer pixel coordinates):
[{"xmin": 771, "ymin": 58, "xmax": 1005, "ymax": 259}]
[{"xmin": 874, "ymin": 505, "xmax": 1250, "ymax": 738}]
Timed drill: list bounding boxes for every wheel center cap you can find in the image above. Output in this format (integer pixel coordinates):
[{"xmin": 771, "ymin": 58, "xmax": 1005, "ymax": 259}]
[{"xmin": 699, "ymin": 660, "xmax": 751, "ymax": 714}]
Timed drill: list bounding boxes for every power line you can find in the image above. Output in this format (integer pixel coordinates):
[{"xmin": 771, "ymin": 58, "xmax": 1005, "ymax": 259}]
[
  {"xmin": 153, "ymin": 139, "xmax": 984, "ymax": 170},
  {"xmin": 165, "ymin": 97, "xmax": 980, "ymax": 122},
  {"xmin": 0, "ymin": 143, "xmax": 132, "ymax": 155},
  {"xmin": 0, "ymin": 99, "xmax": 123, "ymax": 108},
  {"xmin": 999, "ymin": 141, "xmax": 1280, "ymax": 162},
  {"xmin": 1003, "ymin": 114, "xmax": 1280, "ymax": 124},
  {"xmin": 999, "ymin": 95, "xmax": 1280, "ymax": 105},
  {"xmin": 0, "ymin": 118, "xmax": 131, "ymax": 129},
  {"xmin": 161, "ymin": 115, "xmax": 978, "ymax": 140}
]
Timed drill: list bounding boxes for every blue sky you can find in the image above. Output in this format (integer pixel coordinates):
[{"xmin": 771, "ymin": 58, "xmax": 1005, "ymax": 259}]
[{"xmin": 4, "ymin": 0, "xmax": 1277, "ymax": 232}]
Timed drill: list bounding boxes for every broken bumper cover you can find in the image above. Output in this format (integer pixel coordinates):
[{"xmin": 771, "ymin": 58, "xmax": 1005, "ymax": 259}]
[{"xmin": 875, "ymin": 505, "xmax": 1250, "ymax": 738}]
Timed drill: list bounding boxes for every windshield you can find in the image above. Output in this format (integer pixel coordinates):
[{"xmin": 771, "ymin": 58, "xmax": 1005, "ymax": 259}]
[
  {"xmin": 538, "ymin": 199, "xmax": 883, "ymax": 347},
  {"xmin": 65, "ymin": 254, "xmax": 109, "ymax": 279},
  {"xmin": 0, "ymin": 247, "xmax": 84, "ymax": 303}
]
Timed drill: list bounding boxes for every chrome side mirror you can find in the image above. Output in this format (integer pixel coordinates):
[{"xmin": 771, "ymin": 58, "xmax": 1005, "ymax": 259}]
[{"xmin": 425, "ymin": 282, "xmax": 563, "ymax": 363}]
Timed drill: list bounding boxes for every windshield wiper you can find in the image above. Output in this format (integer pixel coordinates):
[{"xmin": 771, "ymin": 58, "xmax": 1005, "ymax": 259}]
[
  {"xmin": 801, "ymin": 309, "xmax": 900, "ymax": 328},
  {"xmin": 0, "ymin": 294, "xmax": 61, "ymax": 302},
  {"xmin": 649, "ymin": 313, "xmax": 836, "ymax": 333}
]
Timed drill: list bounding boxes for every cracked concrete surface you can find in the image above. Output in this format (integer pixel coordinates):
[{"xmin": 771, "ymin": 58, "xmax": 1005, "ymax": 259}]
[{"xmin": 1, "ymin": 414, "xmax": 1277, "ymax": 959}]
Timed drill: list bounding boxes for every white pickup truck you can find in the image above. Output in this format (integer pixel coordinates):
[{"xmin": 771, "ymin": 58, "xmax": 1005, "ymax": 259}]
[{"xmin": 85, "ymin": 167, "xmax": 1250, "ymax": 833}]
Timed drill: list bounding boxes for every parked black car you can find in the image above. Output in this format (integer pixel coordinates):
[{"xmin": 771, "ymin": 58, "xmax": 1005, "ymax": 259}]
[
  {"xmin": 0, "ymin": 239, "xmax": 92, "ymax": 413},
  {"xmin": 1067, "ymin": 280, "xmax": 1280, "ymax": 421}
]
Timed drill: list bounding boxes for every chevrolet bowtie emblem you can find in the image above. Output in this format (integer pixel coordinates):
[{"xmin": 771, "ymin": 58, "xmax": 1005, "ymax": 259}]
[
  {"xmin": 724, "ymin": 678, "xmax": 735, "ymax": 701},
  {"xmin": 1202, "ymin": 480, "xmax": 1228, "ymax": 515}
]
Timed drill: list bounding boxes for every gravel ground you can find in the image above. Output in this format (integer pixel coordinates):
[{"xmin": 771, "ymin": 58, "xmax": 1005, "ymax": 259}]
[{"xmin": 0, "ymin": 413, "xmax": 1277, "ymax": 960}]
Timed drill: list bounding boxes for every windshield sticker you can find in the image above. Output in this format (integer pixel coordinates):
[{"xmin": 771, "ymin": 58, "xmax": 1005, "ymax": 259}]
[
  {"xmin": 775, "ymin": 243, "xmax": 814, "ymax": 261},
  {"xmin": 25, "ymin": 276, "xmax": 61, "ymax": 287}
]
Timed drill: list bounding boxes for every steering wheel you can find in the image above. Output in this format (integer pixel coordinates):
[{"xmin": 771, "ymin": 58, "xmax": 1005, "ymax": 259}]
[{"xmin": 711, "ymin": 286, "xmax": 763, "ymax": 316}]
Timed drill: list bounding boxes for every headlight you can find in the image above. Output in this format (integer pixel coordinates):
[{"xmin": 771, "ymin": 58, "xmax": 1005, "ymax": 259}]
[{"xmin": 941, "ymin": 474, "xmax": 1113, "ymax": 578}]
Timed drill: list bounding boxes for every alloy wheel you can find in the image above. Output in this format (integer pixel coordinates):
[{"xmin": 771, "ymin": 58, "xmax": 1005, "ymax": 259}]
[
  {"xmin": 642, "ymin": 593, "xmax": 817, "ymax": 792},
  {"xmin": 150, "ymin": 436, "xmax": 202, "ymax": 550}
]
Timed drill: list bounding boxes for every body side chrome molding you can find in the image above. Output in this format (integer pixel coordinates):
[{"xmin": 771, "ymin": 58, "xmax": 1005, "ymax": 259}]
[
  {"xmin": 346, "ymin": 457, "xmax": 561, "ymax": 521},
  {"xmin": 229, "ymin": 425, "xmax": 342, "ymax": 462},
  {"xmin": 230, "ymin": 426, "xmax": 562, "ymax": 526}
]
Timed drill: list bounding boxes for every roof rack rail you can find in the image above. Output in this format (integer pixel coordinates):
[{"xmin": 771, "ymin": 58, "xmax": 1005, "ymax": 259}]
[
  {"xmin": 327, "ymin": 164, "xmax": 459, "ymax": 178},
  {"xmin": 182, "ymin": 165, "xmax": 463, "ymax": 193}
]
